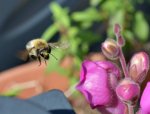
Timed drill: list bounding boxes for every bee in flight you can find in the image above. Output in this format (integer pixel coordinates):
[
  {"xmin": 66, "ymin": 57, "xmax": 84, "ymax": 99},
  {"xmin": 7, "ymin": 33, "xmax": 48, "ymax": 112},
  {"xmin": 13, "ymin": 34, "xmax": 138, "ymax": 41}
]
[{"xmin": 26, "ymin": 38, "xmax": 69, "ymax": 65}]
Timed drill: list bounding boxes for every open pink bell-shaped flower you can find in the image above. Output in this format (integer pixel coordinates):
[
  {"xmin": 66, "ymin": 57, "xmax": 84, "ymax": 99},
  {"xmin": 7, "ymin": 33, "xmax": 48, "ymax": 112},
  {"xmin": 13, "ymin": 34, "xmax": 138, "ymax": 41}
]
[
  {"xmin": 139, "ymin": 82, "xmax": 150, "ymax": 114},
  {"xmin": 76, "ymin": 60, "xmax": 126, "ymax": 114}
]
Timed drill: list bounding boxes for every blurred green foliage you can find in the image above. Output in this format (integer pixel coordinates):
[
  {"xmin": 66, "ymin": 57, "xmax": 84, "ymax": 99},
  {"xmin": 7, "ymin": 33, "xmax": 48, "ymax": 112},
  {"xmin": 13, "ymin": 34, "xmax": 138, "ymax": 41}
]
[
  {"xmin": 1, "ymin": 88, "xmax": 22, "ymax": 97},
  {"xmin": 42, "ymin": 0, "xmax": 149, "ymax": 86}
]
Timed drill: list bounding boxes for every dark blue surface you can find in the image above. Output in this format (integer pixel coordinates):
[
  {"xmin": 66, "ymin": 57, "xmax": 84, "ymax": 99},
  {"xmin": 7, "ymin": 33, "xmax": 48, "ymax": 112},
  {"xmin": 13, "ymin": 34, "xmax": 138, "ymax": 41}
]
[
  {"xmin": 0, "ymin": 97, "xmax": 49, "ymax": 114},
  {"xmin": 29, "ymin": 90, "xmax": 75, "ymax": 114},
  {"xmin": 0, "ymin": 0, "xmax": 89, "ymax": 71},
  {"xmin": 0, "ymin": 90, "xmax": 76, "ymax": 114}
]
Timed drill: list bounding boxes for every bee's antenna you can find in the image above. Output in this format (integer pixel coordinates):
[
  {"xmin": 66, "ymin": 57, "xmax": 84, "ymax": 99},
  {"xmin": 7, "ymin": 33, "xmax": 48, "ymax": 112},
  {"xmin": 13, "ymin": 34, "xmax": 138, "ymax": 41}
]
[{"xmin": 50, "ymin": 53, "xmax": 58, "ymax": 60}]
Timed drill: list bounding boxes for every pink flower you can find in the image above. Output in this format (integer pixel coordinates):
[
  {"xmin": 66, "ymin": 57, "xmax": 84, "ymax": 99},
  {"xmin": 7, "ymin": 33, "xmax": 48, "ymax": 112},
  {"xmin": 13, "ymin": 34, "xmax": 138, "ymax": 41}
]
[
  {"xmin": 128, "ymin": 52, "xmax": 149, "ymax": 84},
  {"xmin": 140, "ymin": 82, "xmax": 150, "ymax": 114},
  {"xmin": 76, "ymin": 60, "xmax": 126, "ymax": 114}
]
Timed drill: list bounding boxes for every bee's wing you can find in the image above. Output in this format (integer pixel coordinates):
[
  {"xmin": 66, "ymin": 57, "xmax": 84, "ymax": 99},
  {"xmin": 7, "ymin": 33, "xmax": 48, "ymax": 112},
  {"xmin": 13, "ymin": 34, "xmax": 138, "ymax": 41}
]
[
  {"xmin": 48, "ymin": 41, "xmax": 70, "ymax": 49},
  {"xmin": 17, "ymin": 50, "xmax": 29, "ymax": 61}
]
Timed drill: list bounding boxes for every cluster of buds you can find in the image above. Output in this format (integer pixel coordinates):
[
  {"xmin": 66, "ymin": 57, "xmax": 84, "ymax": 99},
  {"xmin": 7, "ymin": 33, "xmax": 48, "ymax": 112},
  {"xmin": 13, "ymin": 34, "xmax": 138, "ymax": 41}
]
[
  {"xmin": 102, "ymin": 24, "xmax": 149, "ymax": 110},
  {"xmin": 76, "ymin": 24, "xmax": 150, "ymax": 114}
]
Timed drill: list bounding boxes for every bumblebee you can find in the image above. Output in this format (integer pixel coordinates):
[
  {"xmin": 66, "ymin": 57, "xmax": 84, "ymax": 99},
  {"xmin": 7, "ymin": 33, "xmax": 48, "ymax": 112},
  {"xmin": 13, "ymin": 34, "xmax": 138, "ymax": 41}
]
[{"xmin": 26, "ymin": 38, "xmax": 63, "ymax": 65}]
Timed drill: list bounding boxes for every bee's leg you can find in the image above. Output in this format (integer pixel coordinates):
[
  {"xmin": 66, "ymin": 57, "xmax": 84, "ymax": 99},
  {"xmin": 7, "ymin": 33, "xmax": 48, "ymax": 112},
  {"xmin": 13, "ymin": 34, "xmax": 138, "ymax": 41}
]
[
  {"xmin": 36, "ymin": 49, "xmax": 41, "ymax": 66},
  {"xmin": 47, "ymin": 45, "xmax": 51, "ymax": 53},
  {"xmin": 44, "ymin": 59, "xmax": 47, "ymax": 65},
  {"xmin": 37, "ymin": 56, "xmax": 41, "ymax": 66}
]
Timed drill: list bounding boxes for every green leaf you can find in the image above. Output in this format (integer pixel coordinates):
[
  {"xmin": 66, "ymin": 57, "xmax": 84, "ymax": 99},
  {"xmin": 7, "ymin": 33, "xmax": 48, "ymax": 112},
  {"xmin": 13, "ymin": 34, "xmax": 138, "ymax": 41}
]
[
  {"xmin": 102, "ymin": 0, "xmax": 122, "ymax": 13},
  {"xmin": 68, "ymin": 27, "xmax": 79, "ymax": 38},
  {"xmin": 137, "ymin": 0, "xmax": 144, "ymax": 4},
  {"xmin": 72, "ymin": 8, "xmax": 101, "ymax": 22},
  {"xmin": 78, "ymin": 30, "xmax": 100, "ymax": 44},
  {"xmin": 123, "ymin": 30, "xmax": 134, "ymax": 42},
  {"xmin": 49, "ymin": 2, "xmax": 70, "ymax": 27},
  {"xmin": 90, "ymin": 0, "xmax": 102, "ymax": 6},
  {"xmin": 68, "ymin": 37, "xmax": 81, "ymax": 54},
  {"xmin": 42, "ymin": 24, "xmax": 58, "ymax": 41},
  {"xmin": 134, "ymin": 11, "xmax": 149, "ymax": 42},
  {"xmin": 81, "ymin": 22, "xmax": 93, "ymax": 29},
  {"xmin": 74, "ymin": 56, "xmax": 82, "ymax": 69},
  {"xmin": 81, "ymin": 43, "xmax": 89, "ymax": 54}
]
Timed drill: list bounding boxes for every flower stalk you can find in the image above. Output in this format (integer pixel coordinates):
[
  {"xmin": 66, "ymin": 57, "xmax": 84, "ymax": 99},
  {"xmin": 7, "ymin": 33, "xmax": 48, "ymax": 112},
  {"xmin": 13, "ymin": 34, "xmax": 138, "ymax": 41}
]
[
  {"xmin": 119, "ymin": 47, "xmax": 129, "ymax": 78},
  {"xmin": 128, "ymin": 104, "xmax": 134, "ymax": 114}
]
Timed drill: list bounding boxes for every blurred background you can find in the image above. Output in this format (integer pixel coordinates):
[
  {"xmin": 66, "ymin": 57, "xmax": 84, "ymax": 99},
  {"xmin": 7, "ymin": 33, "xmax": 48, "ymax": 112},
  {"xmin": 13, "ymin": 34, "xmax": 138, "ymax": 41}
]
[{"xmin": 0, "ymin": 0, "xmax": 150, "ymax": 114}]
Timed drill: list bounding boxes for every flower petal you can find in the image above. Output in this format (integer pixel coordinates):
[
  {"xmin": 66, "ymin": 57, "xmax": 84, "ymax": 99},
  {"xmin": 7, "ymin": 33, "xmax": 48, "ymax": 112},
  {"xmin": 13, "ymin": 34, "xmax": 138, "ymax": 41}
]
[
  {"xmin": 140, "ymin": 82, "xmax": 150, "ymax": 113},
  {"xmin": 98, "ymin": 95, "xmax": 127, "ymax": 114},
  {"xmin": 76, "ymin": 60, "xmax": 114, "ymax": 108},
  {"xmin": 96, "ymin": 61, "xmax": 121, "ymax": 79}
]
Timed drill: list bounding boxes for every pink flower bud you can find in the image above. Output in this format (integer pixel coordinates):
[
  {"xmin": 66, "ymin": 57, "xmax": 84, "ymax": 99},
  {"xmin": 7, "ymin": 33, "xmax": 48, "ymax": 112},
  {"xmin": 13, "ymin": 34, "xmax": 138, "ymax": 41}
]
[
  {"xmin": 114, "ymin": 24, "xmax": 125, "ymax": 46},
  {"xmin": 128, "ymin": 52, "xmax": 149, "ymax": 84},
  {"xmin": 140, "ymin": 82, "xmax": 150, "ymax": 114},
  {"xmin": 114, "ymin": 24, "xmax": 121, "ymax": 34},
  {"xmin": 117, "ymin": 34, "xmax": 125, "ymax": 46},
  {"xmin": 116, "ymin": 78, "xmax": 140, "ymax": 105},
  {"xmin": 101, "ymin": 39, "xmax": 119, "ymax": 60}
]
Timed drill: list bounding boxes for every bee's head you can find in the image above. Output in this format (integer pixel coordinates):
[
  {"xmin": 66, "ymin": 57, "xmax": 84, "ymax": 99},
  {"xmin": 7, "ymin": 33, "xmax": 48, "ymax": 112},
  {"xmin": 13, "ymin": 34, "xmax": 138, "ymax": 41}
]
[{"xmin": 40, "ymin": 51, "xmax": 49, "ymax": 60}]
